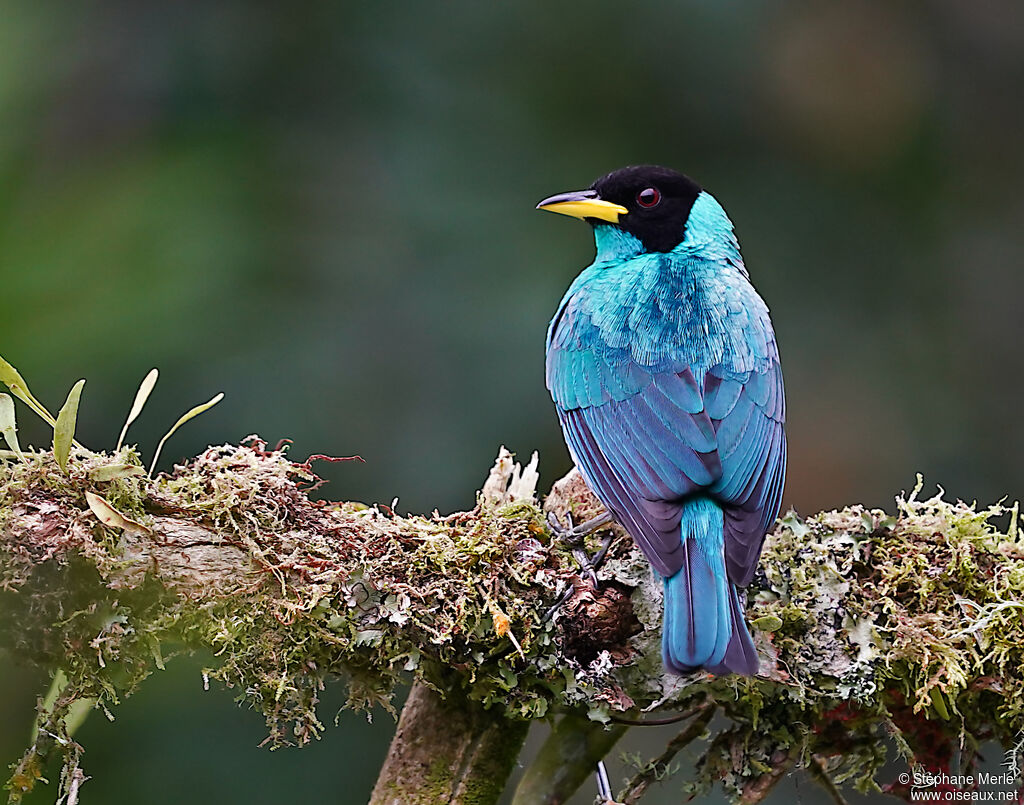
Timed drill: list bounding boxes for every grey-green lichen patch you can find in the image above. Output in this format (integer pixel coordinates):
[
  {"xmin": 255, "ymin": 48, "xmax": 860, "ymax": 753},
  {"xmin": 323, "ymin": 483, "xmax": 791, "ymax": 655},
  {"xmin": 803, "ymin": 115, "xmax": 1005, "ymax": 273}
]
[
  {"xmin": 548, "ymin": 471, "xmax": 1024, "ymax": 801},
  {"xmin": 688, "ymin": 478, "xmax": 1024, "ymax": 801},
  {"xmin": 4, "ymin": 443, "xmax": 1024, "ymax": 804}
]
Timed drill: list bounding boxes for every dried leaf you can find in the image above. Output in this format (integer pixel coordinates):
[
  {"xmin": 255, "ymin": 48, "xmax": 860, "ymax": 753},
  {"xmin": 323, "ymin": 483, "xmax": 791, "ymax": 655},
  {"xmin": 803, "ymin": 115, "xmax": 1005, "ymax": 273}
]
[
  {"xmin": 0, "ymin": 393, "xmax": 24, "ymax": 461},
  {"xmin": 0, "ymin": 353, "xmax": 56, "ymax": 426},
  {"xmin": 85, "ymin": 491, "xmax": 150, "ymax": 534},
  {"xmin": 147, "ymin": 635, "xmax": 166, "ymax": 671},
  {"xmin": 53, "ymin": 379, "xmax": 85, "ymax": 474},
  {"xmin": 149, "ymin": 392, "xmax": 224, "ymax": 477},
  {"xmin": 89, "ymin": 463, "xmax": 146, "ymax": 482},
  {"xmin": 116, "ymin": 368, "xmax": 159, "ymax": 452}
]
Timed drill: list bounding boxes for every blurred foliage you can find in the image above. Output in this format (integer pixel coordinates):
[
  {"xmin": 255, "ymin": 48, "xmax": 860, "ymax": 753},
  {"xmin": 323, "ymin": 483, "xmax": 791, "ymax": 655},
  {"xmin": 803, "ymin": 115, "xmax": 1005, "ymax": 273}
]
[{"xmin": 1, "ymin": 0, "xmax": 1022, "ymax": 802}]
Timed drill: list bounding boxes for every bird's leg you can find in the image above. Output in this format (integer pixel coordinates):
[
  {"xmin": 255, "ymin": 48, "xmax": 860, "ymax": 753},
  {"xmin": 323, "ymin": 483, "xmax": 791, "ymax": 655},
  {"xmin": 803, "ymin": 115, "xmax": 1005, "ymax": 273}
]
[
  {"xmin": 595, "ymin": 760, "xmax": 619, "ymax": 805},
  {"xmin": 546, "ymin": 509, "xmax": 615, "ymax": 587}
]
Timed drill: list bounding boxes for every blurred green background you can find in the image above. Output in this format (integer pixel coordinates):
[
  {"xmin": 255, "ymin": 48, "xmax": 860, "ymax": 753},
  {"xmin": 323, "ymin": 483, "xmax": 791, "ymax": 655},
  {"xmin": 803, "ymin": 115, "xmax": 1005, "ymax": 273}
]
[{"xmin": 2, "ymin": 1, "xmax": 1022, "ymax": 802}]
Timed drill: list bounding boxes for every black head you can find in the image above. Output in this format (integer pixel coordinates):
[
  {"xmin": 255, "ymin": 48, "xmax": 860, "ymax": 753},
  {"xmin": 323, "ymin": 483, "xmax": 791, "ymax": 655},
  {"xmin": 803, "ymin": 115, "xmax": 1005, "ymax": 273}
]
[
  {"xmin": 537, "ymin": 165, "xmax": 702, "ymax": 253},
  {"xmin": 591, "ymin": 166, "xmax": 702, "ymax": 252}
]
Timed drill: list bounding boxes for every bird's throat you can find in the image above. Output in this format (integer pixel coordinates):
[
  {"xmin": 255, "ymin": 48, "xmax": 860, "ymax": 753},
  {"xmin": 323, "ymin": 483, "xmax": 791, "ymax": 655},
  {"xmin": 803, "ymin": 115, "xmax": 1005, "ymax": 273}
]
[{"xmin": 592, "ymin": 225, "xmax": 646, "ymax": 263}]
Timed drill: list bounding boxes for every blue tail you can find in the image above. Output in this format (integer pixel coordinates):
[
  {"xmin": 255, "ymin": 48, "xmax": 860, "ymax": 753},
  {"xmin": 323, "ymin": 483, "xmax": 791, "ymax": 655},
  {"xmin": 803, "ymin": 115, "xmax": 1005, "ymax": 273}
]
[{"xmin": 662, "ymin": 498, "xmax": 759, "ymax": 676}]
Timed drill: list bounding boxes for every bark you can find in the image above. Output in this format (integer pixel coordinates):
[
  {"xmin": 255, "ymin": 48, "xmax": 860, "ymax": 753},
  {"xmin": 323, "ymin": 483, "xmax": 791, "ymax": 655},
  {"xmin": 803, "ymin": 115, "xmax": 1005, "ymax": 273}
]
[
  {"xmin": 369, "ymin": 680, "xmax": 529, "ymax": 805},
  {"xmin": 511, "ymin": 714, "xmax": 627, "ymax": 805}
]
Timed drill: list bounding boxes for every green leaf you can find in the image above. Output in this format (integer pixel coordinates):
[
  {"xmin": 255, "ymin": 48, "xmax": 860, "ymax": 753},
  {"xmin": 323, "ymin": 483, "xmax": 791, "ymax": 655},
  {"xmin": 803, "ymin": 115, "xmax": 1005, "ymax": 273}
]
[
  {"xmin": 64, "ymin": 697, "xmax": 97, "ymax": 737},
  {"xmin": 149, "ymin": 391, "xmax": 224, "ymax": 477},
  {"xmin": 930, "ymin": 688, "xmax": 951, "ymax": 721},
  {"xmin": 354, "ymin": 629, "xmax": 384, "ymax": 646},
  {"xmin": 53, "ymin": 379, "xmax": 85, "ymax": 474},
  {"xmin": 0, "ymin": 393, "xmax": 24, "ymax": 461},
  {"xmin": 32, "ymin": 669, "xmax": 96, "ymax": 742},
  {"xmin": 116, "ymin": 368, "xmax": 159, "ymax": 452},
  {"xmin": 0, "ymin": 353, "xmax": 56, "ymax": 426}
]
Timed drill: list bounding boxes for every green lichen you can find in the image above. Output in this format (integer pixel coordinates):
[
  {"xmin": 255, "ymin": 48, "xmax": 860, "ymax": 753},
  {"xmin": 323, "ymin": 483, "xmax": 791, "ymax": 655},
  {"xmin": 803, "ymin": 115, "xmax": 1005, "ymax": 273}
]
[
  {"xmin": 0, "ymin": 440, "xmax": 589, "ymax": 801},
  {"xmin": 4, "ymin": 441, "xmax": 1024, "ymax": 804}
]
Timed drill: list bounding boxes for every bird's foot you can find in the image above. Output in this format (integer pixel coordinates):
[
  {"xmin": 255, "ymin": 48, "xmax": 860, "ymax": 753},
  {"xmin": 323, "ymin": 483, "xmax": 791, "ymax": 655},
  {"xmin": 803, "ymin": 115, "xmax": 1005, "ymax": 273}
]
[
  {"xmin": 541, "ymin": 509, "xmax": 615, "ymax": 622},
  {"xmin": 545, "ymin": 509, "xmax": 614, "ymax": 542},
  {"xmin": 546, "ymin": 509, "xmax": 615, "ymax": 588}
]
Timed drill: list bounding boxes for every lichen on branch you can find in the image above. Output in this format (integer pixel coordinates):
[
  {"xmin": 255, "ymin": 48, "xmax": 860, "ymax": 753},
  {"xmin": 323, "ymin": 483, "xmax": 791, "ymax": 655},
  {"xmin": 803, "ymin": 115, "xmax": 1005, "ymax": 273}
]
[{"xmin": 2, "ymin": 437, "xmax": 1024, "ymax": 805}]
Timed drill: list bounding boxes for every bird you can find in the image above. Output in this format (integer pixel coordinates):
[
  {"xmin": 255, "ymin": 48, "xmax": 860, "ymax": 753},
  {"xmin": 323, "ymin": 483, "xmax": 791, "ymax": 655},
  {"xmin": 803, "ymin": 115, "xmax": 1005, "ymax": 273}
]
[{"xmin": 538, "ymin": 165, "xmax": 786, "ymax": 676}]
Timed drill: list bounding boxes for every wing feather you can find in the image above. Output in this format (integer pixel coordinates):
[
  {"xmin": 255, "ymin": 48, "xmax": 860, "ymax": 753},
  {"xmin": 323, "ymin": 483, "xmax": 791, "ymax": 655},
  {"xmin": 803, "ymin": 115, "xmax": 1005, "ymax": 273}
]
[{"xmin": 547, "ymin": 263, "xmax": 786, "ymax": 586}]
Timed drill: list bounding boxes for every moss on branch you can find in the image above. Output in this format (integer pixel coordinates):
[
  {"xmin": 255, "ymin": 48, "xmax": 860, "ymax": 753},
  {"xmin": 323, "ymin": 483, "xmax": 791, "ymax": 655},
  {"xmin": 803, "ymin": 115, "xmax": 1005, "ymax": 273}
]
[{"xmin": 2, "ymin": 440, "xmax": 1024, "ymax": 804}]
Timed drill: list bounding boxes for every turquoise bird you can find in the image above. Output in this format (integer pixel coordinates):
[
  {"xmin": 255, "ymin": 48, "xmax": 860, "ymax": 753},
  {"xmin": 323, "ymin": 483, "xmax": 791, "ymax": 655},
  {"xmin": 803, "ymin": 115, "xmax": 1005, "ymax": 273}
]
[{"xmin": 538, "ymin": 166, "xmax": 786, "ymax": 675}]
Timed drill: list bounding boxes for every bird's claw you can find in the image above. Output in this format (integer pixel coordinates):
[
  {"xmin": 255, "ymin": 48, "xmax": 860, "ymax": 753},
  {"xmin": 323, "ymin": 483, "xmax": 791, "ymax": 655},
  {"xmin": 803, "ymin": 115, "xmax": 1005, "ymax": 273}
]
[
  {"xmin": 546, "ymin": 510, "xmax": 582, "ymax": 540},
  {"xmin": 574, "ymin": 547, "xmax": 600, "ymax": 588},
  {"xmin": 546, "ymin": 509, "xmax": 615, "ymax": 588},
  {"xmin": 546, "ymin": 509, "xmax": 614, "ymax": 542},
  {"xmin": 542, "ymin": 585, "xmax": 576, "ymax": 623},
  {"xmin": 541, "ymin": 509, "xmax": 616, "ymax": 622}
]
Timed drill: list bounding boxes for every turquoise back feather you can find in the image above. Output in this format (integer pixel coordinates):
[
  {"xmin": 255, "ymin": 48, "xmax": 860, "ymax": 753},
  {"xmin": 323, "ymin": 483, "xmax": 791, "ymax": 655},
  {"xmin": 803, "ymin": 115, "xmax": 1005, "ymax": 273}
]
[{"xmin": 545, "ymin": 190, "xmax": 786, "ymax": 675}]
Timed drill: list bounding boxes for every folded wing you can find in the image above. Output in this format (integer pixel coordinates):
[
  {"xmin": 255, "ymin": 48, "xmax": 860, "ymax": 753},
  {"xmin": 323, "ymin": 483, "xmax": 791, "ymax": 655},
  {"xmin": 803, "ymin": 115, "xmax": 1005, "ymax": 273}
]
[{"xmin": 547, "ymin": 291, "xmax": 785, "ymax": 585}]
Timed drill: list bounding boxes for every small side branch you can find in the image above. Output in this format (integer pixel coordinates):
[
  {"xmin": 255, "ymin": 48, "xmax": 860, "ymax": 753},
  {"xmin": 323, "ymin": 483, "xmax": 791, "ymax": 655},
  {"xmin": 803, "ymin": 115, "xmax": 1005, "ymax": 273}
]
[
  {"xmin": 511, "ymin": 714, "xmax": 628, "ymax": 805},
  {"xmin": 617, "ymin": 702, "xmax": 716, "ymax": 805},
  {"xmin": 806, "ymin": 756, "xmax": 850, "ymax": 805},
  {"xmin": 739, "ymin": 751, "xmax": 795, "ymax": 805}
]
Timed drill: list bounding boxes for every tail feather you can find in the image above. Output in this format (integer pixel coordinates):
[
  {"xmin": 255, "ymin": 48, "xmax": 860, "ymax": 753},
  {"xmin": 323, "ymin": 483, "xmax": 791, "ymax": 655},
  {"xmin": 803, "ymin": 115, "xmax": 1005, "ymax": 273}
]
[
  {"xmin": 661, "ymin": 498, "xmax": 758, "ymax": 676},
  {"xmin": 704, "ymin": 587, "xmax": 760, "ymax": 676}
]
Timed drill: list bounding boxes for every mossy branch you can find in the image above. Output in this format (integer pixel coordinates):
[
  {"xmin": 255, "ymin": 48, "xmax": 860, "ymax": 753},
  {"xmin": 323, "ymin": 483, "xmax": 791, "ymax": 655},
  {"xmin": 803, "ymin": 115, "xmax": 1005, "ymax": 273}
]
[{"xmin": 3, "ymin": 440, "xmax": 1024, "ymax": 805}]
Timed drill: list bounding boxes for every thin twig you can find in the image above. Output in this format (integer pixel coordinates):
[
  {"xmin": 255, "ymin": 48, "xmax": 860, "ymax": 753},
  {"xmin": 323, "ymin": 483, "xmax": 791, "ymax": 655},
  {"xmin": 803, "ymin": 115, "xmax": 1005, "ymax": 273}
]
[
  {"xmin": 610, "ymin": 701, "xmax": 706, "ymax": 727},
  {"xmin": 618, "ymin": 701, "xmax": 716, "ymax": 805},
  {"xmin": 806, "ymin": 755, "xmax": 850, "ymax": 805},
  {"xmin": 739, "ymin": 750, "xmax": 795, "ymax": 805}
]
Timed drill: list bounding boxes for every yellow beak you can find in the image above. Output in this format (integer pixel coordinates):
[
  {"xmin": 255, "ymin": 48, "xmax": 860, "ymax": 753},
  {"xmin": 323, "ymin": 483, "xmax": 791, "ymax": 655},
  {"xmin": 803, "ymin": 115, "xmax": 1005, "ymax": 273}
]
[{"xmin": 536, "ymin": 190, "xmax": 628, "ymax": 224}]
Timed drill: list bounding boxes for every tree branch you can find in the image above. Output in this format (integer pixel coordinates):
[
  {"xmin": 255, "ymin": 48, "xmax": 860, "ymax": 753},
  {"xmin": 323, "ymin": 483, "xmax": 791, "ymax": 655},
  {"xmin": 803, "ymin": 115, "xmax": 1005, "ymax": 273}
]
[
  {"xmin": 369, "ymin": 679, "xmax": 529, "ymax": 805},
  {"xmin": 3, "ymin": 441, "xmax": 1024, "ymax": 805},
  {"xmin": 511, "ymin": 713, "xmax": 628, "ymax": 805}
]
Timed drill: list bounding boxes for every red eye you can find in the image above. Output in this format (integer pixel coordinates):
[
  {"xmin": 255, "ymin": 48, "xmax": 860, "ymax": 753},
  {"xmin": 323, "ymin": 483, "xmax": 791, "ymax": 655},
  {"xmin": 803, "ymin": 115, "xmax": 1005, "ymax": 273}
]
[{"xmin": 637, "ymin": 187, "xmax": 661, "ymax": 208}]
